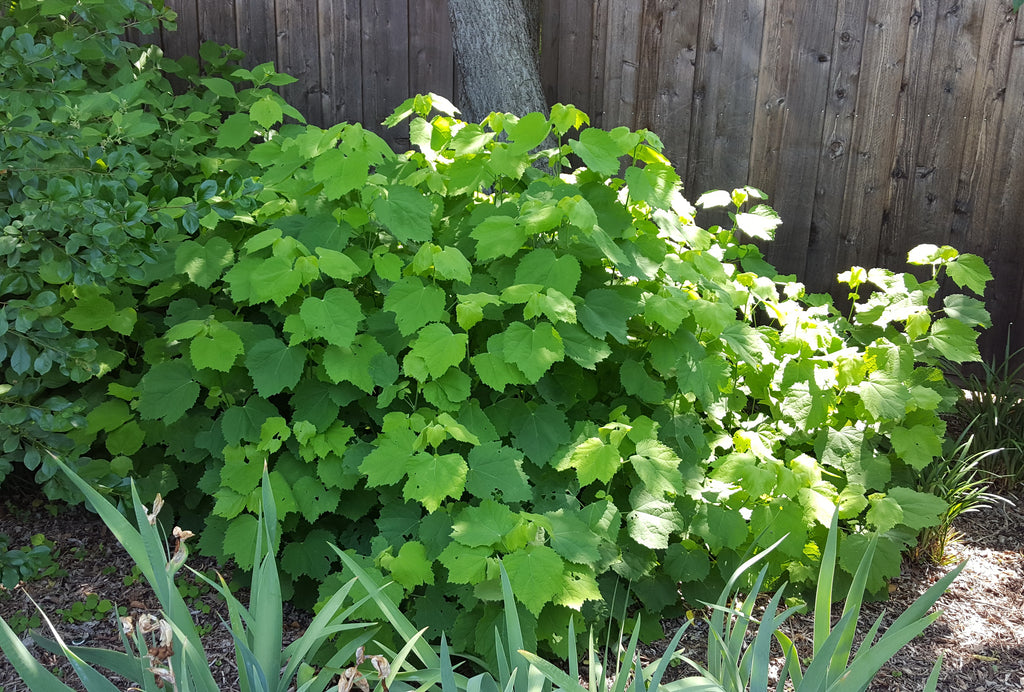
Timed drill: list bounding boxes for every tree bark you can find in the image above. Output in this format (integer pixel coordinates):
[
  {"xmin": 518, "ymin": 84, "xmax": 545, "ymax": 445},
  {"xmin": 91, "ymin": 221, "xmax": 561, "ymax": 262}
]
[{"xmin": 447, "ymin": 0, "xmax": 548, "ymax": 123}]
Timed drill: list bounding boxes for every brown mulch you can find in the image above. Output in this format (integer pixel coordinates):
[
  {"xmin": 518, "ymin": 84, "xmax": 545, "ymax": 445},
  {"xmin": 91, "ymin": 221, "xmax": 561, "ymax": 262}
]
[{"xmin": 1, "ymin": 486, "xmax": 1022, "ymax": 692}]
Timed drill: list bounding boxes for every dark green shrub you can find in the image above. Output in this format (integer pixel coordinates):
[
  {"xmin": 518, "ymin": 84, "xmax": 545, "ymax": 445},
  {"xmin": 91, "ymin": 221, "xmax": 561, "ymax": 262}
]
[{"xmin": 0, "ymin": 0, "xmax": 298, "ymax": 498}]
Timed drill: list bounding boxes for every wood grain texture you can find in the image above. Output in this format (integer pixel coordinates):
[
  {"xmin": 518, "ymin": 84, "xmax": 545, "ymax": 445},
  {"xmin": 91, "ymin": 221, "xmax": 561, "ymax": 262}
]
[
  {"xmin": 633, "ymin": 0, "xmax": 700, "ymax": 167},
  {"xmin": 750, "ymin": 0, "xmax": 836, "ymax": 278},
  {"xmin": 832, "ymin": 0, "xmax": 913, "ymax": 274},
  {"xmin": 362, "ymin": 0, "xmax": 410, "ymax": 146},
  {"xmin": 804, "ymin": 0, "xmax": 870, "ymax": 292},
  {"xmin": 409, "ymin": 0, "xmax": 455, "ymax": 101},
  {"xmin": 318, "ymin": 0, "xmax": 362, "ymax": 125},
  {"xmin": 686, "ymin": 0, "xmax": 766, "ymax": 195},
  {"xmin": 160, "ymin": 0, "xmax": 200, "ymax": 62},
  {"xmin": 893, "ymin": 0, "xmax": 982, "ymax": 264},
  {"xmin": 952, "ymin": 2, "xmax": 1017, "ymax": 252},
  {"xmin": 596, "ymin": 0, "xmax": 643, "ymax": 128},
  {"xmin": 555, "ymin": 0, "xmax": 594, "ymax": 112},
  {"xmin": 197, "ymin": 0, "xmax": 236, "ymax": 47},
  {"xmin": 276, "ymin": 0, "xmax": 323, "ymax": 125},
  {"xmin": 976, "ymin": 6, "xmax": 1024, "ymax": 358},
  {"xmin": 236, "ymin": 0, "xmax": 276, "ymax": 70},
  {"xmin": 540, "ymin": 0, "xmax": 561, "ymax": 108}
]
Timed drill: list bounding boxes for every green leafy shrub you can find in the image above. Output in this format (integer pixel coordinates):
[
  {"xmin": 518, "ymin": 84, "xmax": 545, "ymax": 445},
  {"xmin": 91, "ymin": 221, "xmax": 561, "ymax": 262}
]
[
  {"xmin": 2, "ymin": 0, "xmax": 994, "ymax": 662},
  {"xmin": 0, "ymin": 0, "xmax": 298, "ymax": 498}
]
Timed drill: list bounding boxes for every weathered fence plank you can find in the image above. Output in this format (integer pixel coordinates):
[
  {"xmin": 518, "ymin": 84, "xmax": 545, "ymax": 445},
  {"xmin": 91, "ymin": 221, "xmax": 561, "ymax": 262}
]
[
  {"xmin": 275, "ymin": 0, "xmax": 322, "ymax": 125},
  {"xmin": 236, "ymin": 1, "xmax": 276, "ymax": 71},
  {"xmin": 634, "ymin": 0, "xmax": 700, "ymax": 167},
  {"xmin": 832, "ymin": 0, "xmax": 914, "ymax": 276},
  {"xmin": 977, "ymin": 12, "xmax": 1024, "ymax": 357},
  {"xmin": 409, "ymin": 0, "xmax": 455, "ymax": 104},
  {"xmin": 197, "ymin": 0, "xmax": 236, "ymax": 48},
  {"xmin": 361, "ymin": 0, "xmax": 410, "ymax": 145},
  {"xmin": 318, "ymin": 0, "xmax": 363, "ymax": 126},
  {"xmin": 686, "ymin": 0, "xmax": 766, "ymax": 196},
  {"xmin": 804, "ymin": 0, "xmax": 869, "ymax": 291},
  {"xmin": 750, "ymin": 0, "xmax": 837, "ymax": 278},
  {"xmin": 595, "ymin": 0, "xmax": 643, "ymax": 128}
]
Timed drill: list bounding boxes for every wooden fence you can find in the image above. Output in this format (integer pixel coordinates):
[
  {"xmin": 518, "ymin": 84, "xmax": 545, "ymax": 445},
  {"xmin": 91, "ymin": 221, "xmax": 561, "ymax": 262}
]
[{"xmin": 144, "ymin": 0, "xmax": 1024, "ymax": 360}]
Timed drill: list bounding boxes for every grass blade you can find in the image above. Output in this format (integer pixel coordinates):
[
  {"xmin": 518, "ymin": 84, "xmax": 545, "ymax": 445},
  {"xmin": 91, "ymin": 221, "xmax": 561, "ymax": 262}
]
[
  {"xmin": 333, "ymin": 548, "xmax": 440, "ymax": 669},
  {"xmin": 0, "ymin": 613, "xmax": 76, "ymax": 692},
  {"xmin": 813, "ymin": 509, "xmax": 840, "ymax": 657},
  {"xmin": 440, "ymin": 634, "xmax": 459, "ymax": 692},
  {"xmin": 647, "ymin": 618, "xmax": 693, "ymax": 691}
]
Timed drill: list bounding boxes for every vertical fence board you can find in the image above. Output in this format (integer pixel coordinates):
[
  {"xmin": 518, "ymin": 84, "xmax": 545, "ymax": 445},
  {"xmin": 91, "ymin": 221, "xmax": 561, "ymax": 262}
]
[
  {"xmin": 951, "ymin": 2, "xmax": 1016, "ymax": 253},
  {"xmin": 554, "ymin": 0, "xmax": 593, "ymax": 112},
  {"xmin": 686, "ymin": 0, "xmax": 766, "ymax": 195},
  {"xmin": 589, "ymin": 0, "xmax": 610, "ymax": 124},
  {"xmin": 362, "ymin": 0, "xmax": 410, "ymax": 146},
  {"xmin": 540, "ymin": 1, "xmax": 562, "ymax": 108},
  {"xmin": 275, "ymin": 0, "xmax": 322, "ymax": 125},
  {"xmin": 871, "ymin": 0, "xmax": 936, "ymax": 271},
  {"xmin": 804, "ymin": 0, "xmax": 869, "ymax": 291},
  {"xmin": 978, "ymin": 13, "xmax": 1024, "ymax": 356},
  {"xmin": 596, "ymin": 0, "xmax": 642, "ymax": 128},
  {"xmin": 197, "ymin": 0, "xmax": 237, "ymax": 48},
  {"xmin": 409, "ymin": 0, "xmax": 455, "ymax": 101},
  {"xmin": 236, "ymin": 0, "xmax": 276, "ymax": 71},
  {"xmin": 634, "ymin": 0, "xmax": 700, "ymax": 167},
  {"xmin": 161, "ymin": 0, "xmax": 200, "ymax": 62},
  {"xmin": 750, "ymin": 0, "xmax": 837, "ymax": 278},
  {"xmin": 894, "ymin": 0, "xmax": 982, "ymax": 265},
  {"xmin": 832, "ymin": 0, "xmax": 913, "ymax": 274},
  {"xmin": 318, "ymin": 0, "xmax": 362, "ymax": 126}
]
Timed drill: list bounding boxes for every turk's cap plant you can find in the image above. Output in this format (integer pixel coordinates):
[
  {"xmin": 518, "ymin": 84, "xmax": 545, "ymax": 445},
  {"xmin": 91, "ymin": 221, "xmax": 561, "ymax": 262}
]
[{"xmin": 1, "ymin": 0, "xmax": 997, "ymax": 659}]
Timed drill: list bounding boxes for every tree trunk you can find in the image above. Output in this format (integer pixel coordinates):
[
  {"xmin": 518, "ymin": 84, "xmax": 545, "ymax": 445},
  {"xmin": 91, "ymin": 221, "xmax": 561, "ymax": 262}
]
[{"xmin": 447, "ymin": 0, "xmax": 548, "ymax": 123}]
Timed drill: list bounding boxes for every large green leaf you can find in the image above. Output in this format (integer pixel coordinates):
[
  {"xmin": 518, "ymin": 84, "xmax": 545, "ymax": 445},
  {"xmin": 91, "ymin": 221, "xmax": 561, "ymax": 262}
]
[
  {"xmin": 383, "ymin": 276, "xmax": 449, "ymax": 336},
  {"xmin": 626, "ymin": 489, "xmax": 683, "ymax": 550},
  {"xmin": 546, "ymin": 509, "xmax": 603, "ymax": 564},
  {"xmin": 136, "ymin": 359, "xmax": 200, "ymax": 423},
  {"xmin": 514, "ymin": 248, "xmax": 582, "ymax": 297},
  {"xmin": 373, "ymin": 185, "xmax": 433, "ymax": 242},
  {"xmin": 190, "ymin": 321, "xmax": 244, "ymax": 372},
  {"xmin": 244, "ymin": 338, "xmax": 307, "ymax": 397},
  {"xmin": 561, "ymin": 437, "xmax": 621, "ymax": 486},
  {"xmin": 503, "ymin": 545, "xmax": 565, "ymax": 616},
  {"xmin": 299, "ymin": 288, "xmax": 363, "ymax": 348},
  {"xmin": 451, "ymin": 500, "xmax": 522, "ymax": 548},
  {"xmin": 470, "ymin": 214, "xmax": 528, "ymax": 261},
  {"xmin": 568, "ymin": 128, "xmax": 622, "ymax": 176},
  {"xmin": 499, "ymin": 321, "xmax": 564, "ymax": 383},
  {"xmin": 577, "ymin": 288, "xmax": 635, "ymax": 343},
  {"xmin": 510, "ymin": 404, "xmax": 570, "ymax": 466},
  {"xmin": 691, "ymin": 504, "xmax": 748, "ymax": 552},
  {"xmin": 404, "ymin": 453, "xmax": 468, "ymax": 512},
  {"xmin": 175, "ymin": 237, "xmax": 234, "ymax": 287},
  {"xmin": 403, "ymin": 323, "xmax": 468, "ymax": 381},
  {"xmin": 925, "ymin": 318, "xmax": 981, "ymax": 362},
  {"xmin": 465, "ymin": 443, "xmax": 532, "ymax": 503}
]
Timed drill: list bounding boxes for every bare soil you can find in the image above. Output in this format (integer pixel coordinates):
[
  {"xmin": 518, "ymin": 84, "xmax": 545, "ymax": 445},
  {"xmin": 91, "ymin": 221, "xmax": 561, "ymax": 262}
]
[{"xmin": 1, "ymin": 484, "xmax": 1022, "ymax": 692}]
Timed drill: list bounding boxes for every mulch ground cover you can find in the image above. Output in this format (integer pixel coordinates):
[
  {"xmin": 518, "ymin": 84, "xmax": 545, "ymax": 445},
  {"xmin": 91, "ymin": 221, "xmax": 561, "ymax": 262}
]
[{"xmin": 1, "ymin": 482, "xmax": 1021, "ymax": 692}]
